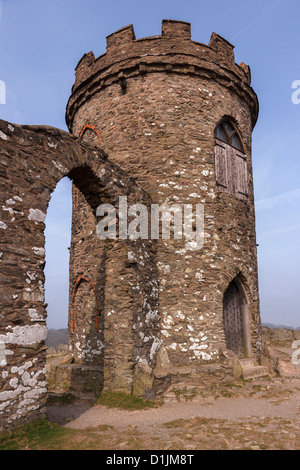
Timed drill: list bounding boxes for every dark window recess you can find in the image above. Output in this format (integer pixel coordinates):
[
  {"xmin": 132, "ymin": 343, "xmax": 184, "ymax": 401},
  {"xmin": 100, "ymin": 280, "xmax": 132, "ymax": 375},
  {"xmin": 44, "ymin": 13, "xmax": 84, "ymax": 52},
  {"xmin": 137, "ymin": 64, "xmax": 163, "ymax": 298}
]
[{"xmin": 214, "ymin": 121, "xmax": 248, "ymax": 200}]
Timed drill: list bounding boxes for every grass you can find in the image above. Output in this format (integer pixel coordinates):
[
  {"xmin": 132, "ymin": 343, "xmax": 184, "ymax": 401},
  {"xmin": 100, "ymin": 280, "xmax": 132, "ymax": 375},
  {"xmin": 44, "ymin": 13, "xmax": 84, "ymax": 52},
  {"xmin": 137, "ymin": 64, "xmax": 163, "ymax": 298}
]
[
  {"xmin": 224, "ymin": 381, "xmax": 244, "ymax": 388},
  {"xmin": 95, "ymin": 391, "xmax": 157, "ymax": 410},
  {"xmin": 0, "ymin": 420, "xmax": 76, "ymax": 450},
  {"xmin": 0, "ymin": 419, "xmax": 163, "ymax": 451},
  {"xmin": 164, "ymin": 417, "xmax": 211, "ymax": 429},
  {"xmin": 171, "ymin": 386, "xmax": 197, "ymax": 402},
  {"xmin": 0, "ymin": 378, "xmax": 299, "ymax": 450},
  {"xmin": 0, "ymin": 414, "xmax": 299, "ymax": 450},
  {"xmin": 163, "ymin": 418, "xmax": 189, "ymax": 429}
]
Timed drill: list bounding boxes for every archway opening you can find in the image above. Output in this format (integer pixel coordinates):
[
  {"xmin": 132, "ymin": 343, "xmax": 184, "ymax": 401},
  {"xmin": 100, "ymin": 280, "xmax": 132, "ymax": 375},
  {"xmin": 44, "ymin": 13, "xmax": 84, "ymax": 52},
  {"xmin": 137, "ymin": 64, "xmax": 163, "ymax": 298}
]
[
  {"xmin": 222, "ymin": 278, "xmax": 251, "ymax": 358},
  {"xmin": 45, "ymin": 176, "xmax": 72, "ymax": 344},
  {"xmin": 44, "ymin": 177, "xmax": 73, "ymax": 399},
  {"xmin": 44, "ymin": 170, "xmax": 105, "ymax": 400}
]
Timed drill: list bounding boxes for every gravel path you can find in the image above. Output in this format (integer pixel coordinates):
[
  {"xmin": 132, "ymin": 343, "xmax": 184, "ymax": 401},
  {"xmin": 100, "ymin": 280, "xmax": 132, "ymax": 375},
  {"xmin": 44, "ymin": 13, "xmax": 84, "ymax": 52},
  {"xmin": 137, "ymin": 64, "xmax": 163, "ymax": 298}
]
[{"xmin": 46, "ymin": 382, "xmax": 300, "ymax": 431}]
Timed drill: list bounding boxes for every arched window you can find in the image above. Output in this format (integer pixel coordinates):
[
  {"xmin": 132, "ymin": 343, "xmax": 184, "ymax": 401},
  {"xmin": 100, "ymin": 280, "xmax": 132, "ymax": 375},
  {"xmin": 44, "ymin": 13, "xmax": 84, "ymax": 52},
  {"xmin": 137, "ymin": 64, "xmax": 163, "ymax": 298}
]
[
  {"xmin": 70, "ymin": 274, "xmax": 100, "ymax": 334},
  {"xmin": 214, "ymin": 119, "xmax": 248, "ymax": 200}
]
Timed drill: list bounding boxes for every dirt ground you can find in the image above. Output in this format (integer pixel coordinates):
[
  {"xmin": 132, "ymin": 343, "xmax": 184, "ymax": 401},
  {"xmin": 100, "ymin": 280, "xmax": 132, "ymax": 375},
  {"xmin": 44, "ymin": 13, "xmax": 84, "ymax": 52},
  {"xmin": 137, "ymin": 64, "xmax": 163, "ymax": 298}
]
[
  {"xmin": 44, "ymin": 328, "xmax": 300, "ymax": 450},
  {"xmin": 46, "ymin": 375, "xmax": 300, "ymax": 450}
]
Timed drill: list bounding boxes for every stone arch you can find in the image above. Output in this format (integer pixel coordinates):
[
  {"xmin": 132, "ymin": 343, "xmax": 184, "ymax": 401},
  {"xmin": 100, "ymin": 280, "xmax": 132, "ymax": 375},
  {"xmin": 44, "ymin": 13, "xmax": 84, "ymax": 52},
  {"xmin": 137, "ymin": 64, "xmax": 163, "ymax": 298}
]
[
  {"xmin": 0, "ymin": 119, "xmax": 159, "ymax": 429},
  {"xmin": 214, "ymin": 115, "xmax": 246, "ymax": 153},
  {"xmin": 222, "ymin": 274, "xmax": 251, "ymax": 358},
  {"xmin": 70, "ymin": 274, "xmax": 100, "ymax": 333},
  {"xmin": 69, "ymin": 274, "xmax": 102, "ymax": 367},
  {"xmin": 79, "ymin": 123, "xmax": 102, "ymax": 147}
]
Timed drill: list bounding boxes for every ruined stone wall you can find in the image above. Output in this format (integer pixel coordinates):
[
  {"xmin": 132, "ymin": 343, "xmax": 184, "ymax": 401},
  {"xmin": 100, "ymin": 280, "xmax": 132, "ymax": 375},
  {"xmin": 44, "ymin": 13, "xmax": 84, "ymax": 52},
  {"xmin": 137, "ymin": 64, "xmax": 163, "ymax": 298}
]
[
  {"xmin": 0, "ymin": 120, "xmax": 158, "ymax": 429},
  {"xmin": 69, "ymin": 181, "xmax": 160, "ymax": 394},
  {"xmin": 66, "ymin": 20, "xmax": 261, "ymax": 375}
]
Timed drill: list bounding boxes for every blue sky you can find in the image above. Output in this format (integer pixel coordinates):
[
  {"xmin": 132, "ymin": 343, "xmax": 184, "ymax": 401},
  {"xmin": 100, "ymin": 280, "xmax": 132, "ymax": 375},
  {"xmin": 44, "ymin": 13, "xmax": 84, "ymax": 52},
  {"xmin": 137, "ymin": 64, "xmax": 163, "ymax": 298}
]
[{"xmin": 0, "ymin": 0, "xmax": 299, "ymax": 328}]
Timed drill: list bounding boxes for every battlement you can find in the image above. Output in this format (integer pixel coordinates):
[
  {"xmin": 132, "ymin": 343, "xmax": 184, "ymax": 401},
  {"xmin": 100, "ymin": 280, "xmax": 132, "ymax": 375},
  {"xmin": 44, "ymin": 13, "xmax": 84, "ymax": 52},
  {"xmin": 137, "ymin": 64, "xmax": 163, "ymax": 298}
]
[
  {"xmin": 161, "ymin": 19, "xmax": 191, "ymax": 39},
  {"xmin": 104, "ymin": 20, "xmax": 191, "ymax": 51},
  {"xmin": 67, "ymin": 20, "xmax": 258, "ymax": 130},
  {"xmin": 106, "ymin": 24, "xmax": 136, "ymax": 48}
]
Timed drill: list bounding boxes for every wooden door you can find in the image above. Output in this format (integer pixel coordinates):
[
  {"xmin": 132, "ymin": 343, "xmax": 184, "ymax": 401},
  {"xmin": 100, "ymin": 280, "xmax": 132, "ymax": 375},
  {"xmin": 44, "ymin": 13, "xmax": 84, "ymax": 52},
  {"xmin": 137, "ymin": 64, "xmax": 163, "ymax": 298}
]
[{"xmin": 223, "ymin": 281, "xmax": 244, "ymax": 357}]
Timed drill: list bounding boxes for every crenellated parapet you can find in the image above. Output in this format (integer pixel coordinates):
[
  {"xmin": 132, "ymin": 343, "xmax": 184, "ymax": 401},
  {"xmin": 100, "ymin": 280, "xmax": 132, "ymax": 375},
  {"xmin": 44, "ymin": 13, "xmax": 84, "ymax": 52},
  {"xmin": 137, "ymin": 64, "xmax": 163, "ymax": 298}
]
[{"xmin": 66, "ymin": 20, "xmax": 258, "ymax": 130}]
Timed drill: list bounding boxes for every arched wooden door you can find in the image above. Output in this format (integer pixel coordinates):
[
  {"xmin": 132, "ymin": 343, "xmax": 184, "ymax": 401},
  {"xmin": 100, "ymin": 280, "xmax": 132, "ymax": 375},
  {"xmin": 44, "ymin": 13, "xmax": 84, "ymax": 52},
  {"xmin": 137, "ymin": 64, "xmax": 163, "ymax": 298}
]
[{"xmin": 223, "ymin": 280, "xmax": 246, "ymax": 357}]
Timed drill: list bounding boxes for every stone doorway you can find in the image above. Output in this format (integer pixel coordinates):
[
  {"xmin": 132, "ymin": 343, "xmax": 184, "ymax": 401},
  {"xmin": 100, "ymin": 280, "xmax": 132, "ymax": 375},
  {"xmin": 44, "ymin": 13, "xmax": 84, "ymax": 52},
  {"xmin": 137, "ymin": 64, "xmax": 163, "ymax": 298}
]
[{"xmin": 222, "ymin": 278, "xmax": 251, "ymax": 358}]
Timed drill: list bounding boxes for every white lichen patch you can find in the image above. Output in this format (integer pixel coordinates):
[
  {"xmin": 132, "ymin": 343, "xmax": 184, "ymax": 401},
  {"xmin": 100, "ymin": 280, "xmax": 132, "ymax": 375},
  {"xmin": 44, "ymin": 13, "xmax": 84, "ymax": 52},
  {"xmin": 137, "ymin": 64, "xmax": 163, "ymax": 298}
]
[
  {"xmin": 0, "ymin": 324, "xmax": 47, "ymax": 346},
  {"xmin": 0, "ymin": 130, "xmax": 8, "ymax": 140},
  {"xmin": 26, "ymin": 271, "xmax": 38, "ymax": 282},
  {"xmin": 2, "ymin": 205, "xmax": 14, "ymax": 216},
  {"xmin": 150, "ymin": 337, "xmax": 161, "ymax": 360},
  {"xmin": 5, "ymin": 198, "xmax": 16, "ymax": 205},
  {"xmin": 195, "ymin": 272, "xmax": 204, "ymax": 282},
  {"xmin": 28, "ymin": 208, "xmax": 46, "ymax": 223},
  {"xmin": 98, "ymin": 167, "xmax": 106, "ymax": 178},
  {"xmin": 163, "ymin": 315, "xmax": 174, "ymax": 326},
  {"xmin": 23, "ymin": 290, "xmax": 44, "ymax": 302},
  {"xmin": 175, "ymin": 310, "xmax": 185, "ymax": 320},
  {"xmin": 32, "ymin": 246, "xmax": 45, "ymax": 257},
  {"xmin": 10, "ymin": 377, "xmax": 19, "ymax": 389},
  {"xmin": 52, "ymin": 160, "xmax": 67, "ymax": 173},
  {"xmin": 207, "ymin": 189, "xmax": 216, "ymax": 199},
  {"xmin": 157, "ymin": 262, "xmax": 170, "ymax": 274},
  {"xmin": 28, "ymin": 308, "xmax": 44, "ymax": 322},
  {"xmin": 47, "ymin": 140, "xmax": 58, "ymax": 149},
  {"xmin": 161, "ymin": 329, "xmax": 171, "ymax": 338}
]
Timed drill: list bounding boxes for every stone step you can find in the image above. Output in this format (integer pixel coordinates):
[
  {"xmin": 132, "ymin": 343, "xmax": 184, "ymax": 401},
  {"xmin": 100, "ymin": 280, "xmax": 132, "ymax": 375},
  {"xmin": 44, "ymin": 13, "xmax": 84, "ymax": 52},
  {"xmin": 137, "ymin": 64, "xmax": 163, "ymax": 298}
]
[
  {"xmin": 239, "ymin": 358, "xmax": 256, "ymax": 368},
  {"xmin": 241, "ymin": 365, "xmax": 270, "ymax": 380}
]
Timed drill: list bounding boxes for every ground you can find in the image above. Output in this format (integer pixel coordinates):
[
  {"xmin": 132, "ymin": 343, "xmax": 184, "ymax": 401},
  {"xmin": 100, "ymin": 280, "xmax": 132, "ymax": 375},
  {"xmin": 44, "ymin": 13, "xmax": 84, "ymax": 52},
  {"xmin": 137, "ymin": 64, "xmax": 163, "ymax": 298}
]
[
  {"xmin": 1, "ymin": 327, "xmax": 300, "ymax": 450},
  {"xmin": 43, "ymin": 375, "xmax": 300, "ymax": 450}
]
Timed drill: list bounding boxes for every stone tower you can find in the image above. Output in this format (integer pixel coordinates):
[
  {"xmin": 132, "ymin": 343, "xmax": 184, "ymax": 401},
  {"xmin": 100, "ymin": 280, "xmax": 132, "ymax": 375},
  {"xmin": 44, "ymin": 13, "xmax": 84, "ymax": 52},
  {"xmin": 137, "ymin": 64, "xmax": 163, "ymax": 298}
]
[
  {"xmin": 0, "ymin": 20, "xmax": 265, "ymax": 429},
  {"xmin": 65, "ymin": 20, "xmax": 262, "ymax": 395}
]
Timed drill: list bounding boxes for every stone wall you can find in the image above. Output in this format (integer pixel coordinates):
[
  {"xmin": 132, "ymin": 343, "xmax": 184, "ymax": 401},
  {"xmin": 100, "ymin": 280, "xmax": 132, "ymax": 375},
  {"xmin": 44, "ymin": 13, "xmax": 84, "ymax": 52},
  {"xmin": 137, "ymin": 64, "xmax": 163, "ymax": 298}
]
[{"xmin": 0, "ymin": 120, "xmax": 158, "ymax": 429}]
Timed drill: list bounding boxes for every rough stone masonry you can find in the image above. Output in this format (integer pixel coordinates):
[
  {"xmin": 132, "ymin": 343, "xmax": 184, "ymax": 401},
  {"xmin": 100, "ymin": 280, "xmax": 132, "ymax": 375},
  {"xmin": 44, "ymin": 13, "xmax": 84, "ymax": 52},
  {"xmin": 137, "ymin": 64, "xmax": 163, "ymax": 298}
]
[{"xmin": 0, "ymin": 20, "xmax": 262, "ymax": 429}]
